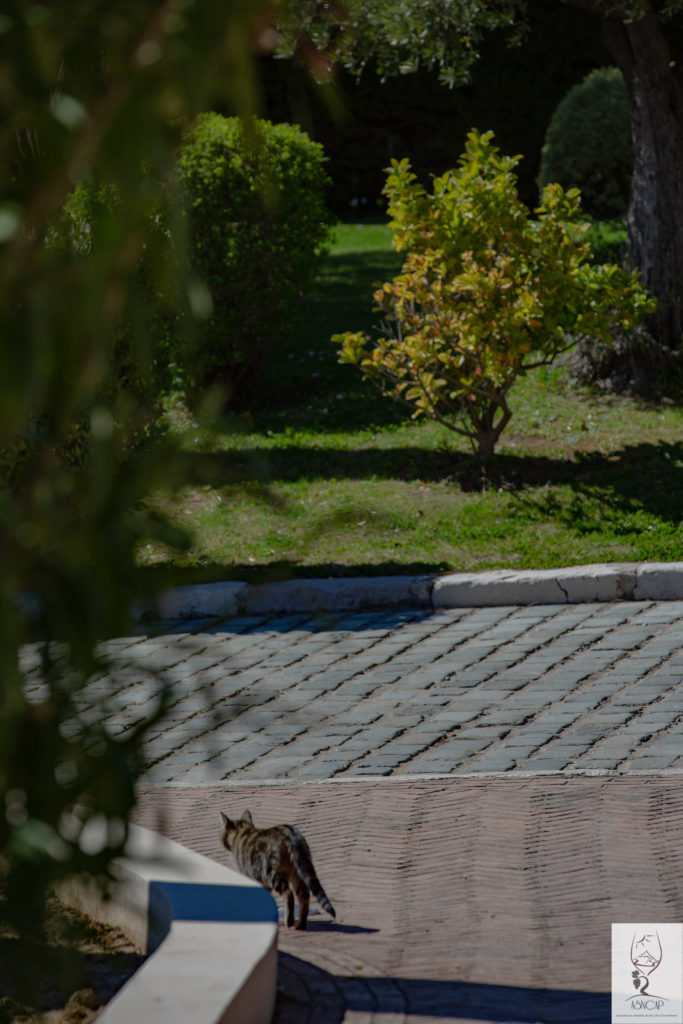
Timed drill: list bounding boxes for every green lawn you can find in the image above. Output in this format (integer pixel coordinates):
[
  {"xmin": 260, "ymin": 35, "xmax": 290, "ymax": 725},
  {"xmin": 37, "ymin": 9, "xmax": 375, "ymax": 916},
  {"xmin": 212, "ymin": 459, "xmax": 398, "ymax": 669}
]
[{"xmin": 141, "ymin": 222, "xmax": 683, "ymax": 585}]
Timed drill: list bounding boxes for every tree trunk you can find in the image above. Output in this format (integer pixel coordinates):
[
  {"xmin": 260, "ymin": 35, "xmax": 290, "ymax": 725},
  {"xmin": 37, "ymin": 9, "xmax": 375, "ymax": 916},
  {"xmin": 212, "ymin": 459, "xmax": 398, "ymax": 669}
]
[{"xmin": 599, "ymin": 10, "xmax": 683, "ymax": 349}]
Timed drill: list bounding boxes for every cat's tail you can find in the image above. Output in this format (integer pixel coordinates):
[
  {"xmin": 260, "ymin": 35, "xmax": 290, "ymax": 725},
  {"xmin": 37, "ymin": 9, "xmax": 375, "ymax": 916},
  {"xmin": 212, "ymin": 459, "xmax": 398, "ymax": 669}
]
[{"xmin": 288, "ymin": 827, "xmax": 336, "ymax": 918}]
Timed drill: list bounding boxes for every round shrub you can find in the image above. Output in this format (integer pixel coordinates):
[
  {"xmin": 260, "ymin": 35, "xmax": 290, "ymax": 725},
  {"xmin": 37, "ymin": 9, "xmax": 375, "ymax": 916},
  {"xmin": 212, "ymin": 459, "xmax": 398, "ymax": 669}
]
[
  {"xmin": 175, "ymin": 114, "xmax": 333, "ymax": 399},
  {"xmin": 538, "ymin": 67, "xmax": 632, "ymax": 220}
]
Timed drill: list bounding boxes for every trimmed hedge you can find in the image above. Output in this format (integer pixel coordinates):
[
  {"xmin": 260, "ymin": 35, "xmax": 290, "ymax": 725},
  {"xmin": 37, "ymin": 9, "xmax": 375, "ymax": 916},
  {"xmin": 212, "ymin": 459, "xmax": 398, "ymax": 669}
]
[
  {"xmin": 175, "ymin": 114, "xmax": 333, "ymax": 399},
  {"xmin": 538, "ymin": 67, "xmax": 632, "ymax": 220}
]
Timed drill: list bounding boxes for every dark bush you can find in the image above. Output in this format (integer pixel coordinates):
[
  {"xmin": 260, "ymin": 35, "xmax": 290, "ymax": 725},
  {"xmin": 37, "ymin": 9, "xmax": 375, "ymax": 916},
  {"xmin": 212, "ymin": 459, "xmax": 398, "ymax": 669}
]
[
  {"xmin": 35, "ymin": 181, "xmax": 168, "ymax": 464},
  {"xmin": 583, "ymin": 218, "xmax": 629, "ymax": 267},
  {"xmin": 174, "ymin": 114, "xmax": 333, "ymax": 400},
  {"xmin": 538, "ymin": 67, "xmax": 632, "ymax": 220},
  {"xmin": 0, "ymin": 180, "xmax": 175, "ymax": 490}
]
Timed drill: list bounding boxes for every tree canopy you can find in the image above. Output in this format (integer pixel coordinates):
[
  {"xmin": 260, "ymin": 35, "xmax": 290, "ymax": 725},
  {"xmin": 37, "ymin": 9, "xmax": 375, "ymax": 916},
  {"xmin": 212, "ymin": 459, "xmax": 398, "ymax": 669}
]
[
  {"xmin": 279, "ymin": 0, "xmax": 683, "ymax": 349},
  {"xmin": 278, "ymin": 0, "xmax": 681, "ymax": 82},
  {"xmin": 278, "ymin": 0, "xmax": 527, "ymax": 85}
]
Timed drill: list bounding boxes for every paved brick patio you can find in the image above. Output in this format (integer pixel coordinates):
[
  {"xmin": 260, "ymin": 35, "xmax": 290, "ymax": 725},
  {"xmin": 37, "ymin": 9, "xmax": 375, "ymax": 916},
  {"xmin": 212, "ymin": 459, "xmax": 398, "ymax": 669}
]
[
  {"xmin": 134, "ymin": 775, "xmax": 683, "ymax": 1023},
  {"xmin": 26, "ymin": 600, "xmax": 683, "ymax": 787},
  {"xmin": 33, "ymin": 596, "xmax": 683, "ymax": 1022}
]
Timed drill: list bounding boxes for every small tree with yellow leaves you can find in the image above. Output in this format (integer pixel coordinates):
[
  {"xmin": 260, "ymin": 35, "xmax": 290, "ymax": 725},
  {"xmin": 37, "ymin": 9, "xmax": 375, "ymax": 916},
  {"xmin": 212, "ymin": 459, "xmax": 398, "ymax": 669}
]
[{"xmin": 335, "ymin": 130, "xmax": 656, "ymax": 461}]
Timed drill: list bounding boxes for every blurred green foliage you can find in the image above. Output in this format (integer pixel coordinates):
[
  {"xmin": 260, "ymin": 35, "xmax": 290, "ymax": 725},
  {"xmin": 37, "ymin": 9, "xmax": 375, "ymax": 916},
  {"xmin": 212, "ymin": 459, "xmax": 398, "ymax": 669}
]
[{"xmin": 0, "ymin": 0, "xmax": 272, "ymax": 946}]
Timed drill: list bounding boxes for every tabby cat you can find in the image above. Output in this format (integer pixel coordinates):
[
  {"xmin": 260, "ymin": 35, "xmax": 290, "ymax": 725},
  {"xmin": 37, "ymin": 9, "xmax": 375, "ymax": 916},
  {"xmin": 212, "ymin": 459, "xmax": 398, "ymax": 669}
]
[{"xmin": 219, "ymin": 809, "xmax": 335, "ymax": 930}]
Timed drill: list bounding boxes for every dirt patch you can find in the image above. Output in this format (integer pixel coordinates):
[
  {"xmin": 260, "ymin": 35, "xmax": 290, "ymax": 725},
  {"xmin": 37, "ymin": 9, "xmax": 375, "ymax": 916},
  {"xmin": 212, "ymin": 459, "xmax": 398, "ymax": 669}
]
[{"xmin": 0, "ymin": 890, "xmax": 145, "ymax": 1024}]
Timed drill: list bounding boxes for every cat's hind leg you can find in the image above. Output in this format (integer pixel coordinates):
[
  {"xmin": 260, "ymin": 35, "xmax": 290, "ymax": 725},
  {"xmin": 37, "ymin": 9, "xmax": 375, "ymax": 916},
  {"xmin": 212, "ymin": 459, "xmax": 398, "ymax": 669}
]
[
  {"xmin": 272, "ymin": 874, "xmax": 294, "ymax": 927},
  {"xmin": 284, "ymin": 888, "xmax": 295, "ymax": 927},
  {"xmin": 293, "ymin": 877, "xmax": 310, "ymax": 930}
]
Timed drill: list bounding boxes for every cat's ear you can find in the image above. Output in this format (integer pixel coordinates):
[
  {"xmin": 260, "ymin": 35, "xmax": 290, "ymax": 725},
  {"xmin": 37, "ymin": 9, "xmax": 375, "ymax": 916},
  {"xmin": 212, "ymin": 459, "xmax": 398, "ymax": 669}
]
[
  {"xmin": 219, "ymin": 811, "xmax": 230, "ymax": 827},
  {"xmin": 241, "ymin": 809, "xmax": 253, "ymax": 824}
]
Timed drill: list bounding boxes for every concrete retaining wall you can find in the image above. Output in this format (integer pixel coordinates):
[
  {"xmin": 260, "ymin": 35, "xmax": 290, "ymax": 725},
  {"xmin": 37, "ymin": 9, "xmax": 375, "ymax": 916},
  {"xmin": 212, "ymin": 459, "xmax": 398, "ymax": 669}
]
[{"xmin": 59, "ymin": 824, "xmax": 278, "ymax": 1024}]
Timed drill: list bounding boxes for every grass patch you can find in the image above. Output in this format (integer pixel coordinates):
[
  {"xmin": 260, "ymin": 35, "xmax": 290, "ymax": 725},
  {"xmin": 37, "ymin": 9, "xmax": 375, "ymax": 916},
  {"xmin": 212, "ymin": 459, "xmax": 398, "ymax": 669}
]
[{"xmin": 142, "ymin": 222, "xmax": 683, "ymax": 584}]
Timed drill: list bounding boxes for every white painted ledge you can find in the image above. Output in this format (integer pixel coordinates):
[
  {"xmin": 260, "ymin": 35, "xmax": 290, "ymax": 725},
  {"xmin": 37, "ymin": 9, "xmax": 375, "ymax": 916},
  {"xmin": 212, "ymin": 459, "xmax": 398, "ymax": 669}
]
[
  {"xmin": 59, "ymin": 824, "xmax": 277, "ymax": 1024},
  {"xmin": 128, "ymin": 562, "xmax": 683, "ymax": 622},
  {"xmin": 432, "ymin": 563, "xmax": 641, "ymax": 607},
  {"xmin": 433, "ymin": 562, "xmax": 683, "ymax": 606}
]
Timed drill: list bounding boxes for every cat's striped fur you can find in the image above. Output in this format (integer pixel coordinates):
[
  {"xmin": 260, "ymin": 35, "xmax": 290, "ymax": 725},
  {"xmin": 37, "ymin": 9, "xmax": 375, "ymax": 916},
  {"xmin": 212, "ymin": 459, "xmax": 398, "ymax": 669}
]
[{"xmin": 219, "ymin": 809, "xmax": 335, "ymax": 930}]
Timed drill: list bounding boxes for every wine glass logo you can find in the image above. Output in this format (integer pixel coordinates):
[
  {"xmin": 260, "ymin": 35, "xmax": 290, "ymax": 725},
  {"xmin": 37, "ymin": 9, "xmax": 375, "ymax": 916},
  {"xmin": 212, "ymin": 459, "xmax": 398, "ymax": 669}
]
[{"xmin": 631, "ymin": 930, "xmax": 663, "ymax": 998}]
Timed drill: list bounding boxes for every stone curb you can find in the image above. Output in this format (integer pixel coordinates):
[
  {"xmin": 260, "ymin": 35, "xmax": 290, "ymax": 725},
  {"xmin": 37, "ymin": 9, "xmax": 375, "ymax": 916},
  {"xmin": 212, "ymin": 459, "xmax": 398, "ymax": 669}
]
[
  {"xmin": 139, "ymin": 561, "xmax": 683, "ymax": 621},
  {"xmin": 59, "ymin": 824, "xmax": 277, "ymax": 1024}
]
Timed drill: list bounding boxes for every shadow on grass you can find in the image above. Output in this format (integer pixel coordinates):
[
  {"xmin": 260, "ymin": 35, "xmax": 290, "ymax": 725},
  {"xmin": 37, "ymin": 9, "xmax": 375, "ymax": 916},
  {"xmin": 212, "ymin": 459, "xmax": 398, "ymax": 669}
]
[
  {"xmin": 139, "ymin": 559, "xmax": 452, "ymax": 590},
  {"xmin": 183, "ymin": 439, "xmax": 683, "ymax": 520},
  {"xmin": 274, "ymin": 952, "xmax": 609, "ymax": 1024},
  {"xmin": 253, "ymin": 246, "xmax": 405, "ymax": 429},
  {"xmin": 181, "ymin": 445, "xmax": 457, "ymax": 487},
  {"xmin": 506, "ymin": 441, "xmax": 683, "ymax": 532},
  {"xmin": 269, "ymin": 247, "xmax": 403, "ymax": 357},
  {"xmin": 143, "ymin": 440, "xmax": 683, "ymax": 591},
  {"xmin": 0, "ymin": 935, "xmax": 143, "ymax": 1019}
]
